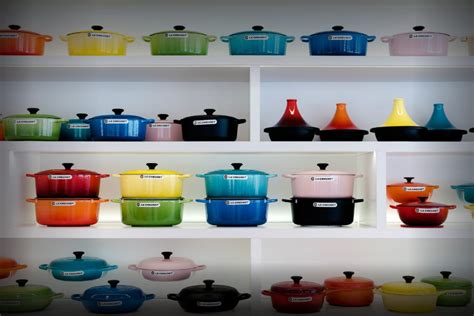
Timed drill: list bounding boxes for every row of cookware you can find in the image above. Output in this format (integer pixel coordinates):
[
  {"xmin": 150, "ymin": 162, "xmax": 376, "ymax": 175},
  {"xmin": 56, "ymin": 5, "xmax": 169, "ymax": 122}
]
[
  {"xmin": 266, "ymin": 99, "xmax": 472, "ymax": 142},
  {"xmin": 1, "ymin": 24, "xmax": 473, "ymax": 56}
]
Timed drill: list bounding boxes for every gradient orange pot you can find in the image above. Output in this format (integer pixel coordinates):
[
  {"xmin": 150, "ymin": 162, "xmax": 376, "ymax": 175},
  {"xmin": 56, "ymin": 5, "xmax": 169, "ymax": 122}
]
[
  {"xmin": 0, "ymin": 25, "xmax": 52, "ymax": 55},
  {"xmin": 0, "ymin": 258, "xmax": 27, "ymax": 279}
]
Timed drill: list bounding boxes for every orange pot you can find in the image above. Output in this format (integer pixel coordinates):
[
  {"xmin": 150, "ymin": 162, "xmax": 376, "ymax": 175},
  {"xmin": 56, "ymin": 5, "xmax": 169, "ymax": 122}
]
[
  {"xmin": 26, "ymin": 198, "xmax": 108, "ymax": 226},
  {"xmin": 0, "ymin": 25, "xmax": 52, "ymax": 55},
  {"xmin": 323, "ymin": 103, "xmax": 359, "ymax": 130},
  {"xmin": 387, "ymin": 177, "xmax": 439, "ymax": 203},
  {"xmin": 0, "ymin": 257, "xmax": 27, "ymax": 279},
  {"xmin": 324, "ymin": 271, "xmax": 375, "ymax": 307}
]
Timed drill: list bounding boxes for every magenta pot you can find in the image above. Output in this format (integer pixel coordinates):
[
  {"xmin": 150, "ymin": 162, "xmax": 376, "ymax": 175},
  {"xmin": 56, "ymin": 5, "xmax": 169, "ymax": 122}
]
[{"xmin": 145, "ymin": 114, "xmax": 182, "ymax": 141}]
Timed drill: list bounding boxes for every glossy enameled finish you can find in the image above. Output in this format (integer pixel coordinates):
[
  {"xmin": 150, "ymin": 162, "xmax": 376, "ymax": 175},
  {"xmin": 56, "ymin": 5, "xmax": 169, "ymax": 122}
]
[
  {"xmin": 324, "ymin": 271, "xmax": 375, "ymax": 307},
  {"xmin": 318, "ymin": 103, "xmax": 368, "ymax": 141},
  {"xmin": 0, "ymin": 258, "xmax": 27, "ymax": 280},
  {"xmin": 422, "ymin": 103, "xmax": 467, "ymax": 141},
  {"xmin": 60, "ymin": 113, "xmax": 91, "ymax": 141},
  {"xmin": 451, "ymin": 183, "xmax": 474, "ymax": 203},
  {"xmin": 390, "ymin": 197, "xmax": 456, "ymax": 227},
  {"xmin": 145, "ymin": 114, "xmax": 183, "ymax": 141},
  {"xmin": 422, "ymin": 271, "xmax": 472, "ymax": 306},
  {"xmin": 0, "ymin": 25, "xmax": 52, "ymax": 55},
  {"xmin": 386, "ymin": 177, "xmax": 439, "ymax": 203}
]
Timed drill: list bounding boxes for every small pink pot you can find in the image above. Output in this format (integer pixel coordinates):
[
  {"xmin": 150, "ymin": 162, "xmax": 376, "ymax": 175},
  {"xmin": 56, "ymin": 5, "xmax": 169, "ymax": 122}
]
[
  {"xmin": 129, "ymin": 265, "xmax": 206, "ymax": 281},
  {"xmin": 145, "ymin": 114, "xmax": 183, "ymax": 141},
  {"xmin": 283, "ymin": 163, "xmax": 362, "ymax": 198},
  {"xmin": 381, "ymin": 26, "xmax": 456, "ymax": 56}
]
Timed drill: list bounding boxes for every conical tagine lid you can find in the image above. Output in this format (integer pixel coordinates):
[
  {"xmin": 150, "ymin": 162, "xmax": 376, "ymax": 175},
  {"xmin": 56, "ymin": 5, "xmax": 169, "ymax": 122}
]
[
  {"xmin": 272, "ymin": 99, "xmax": 314, "ymax": 127},
  {"xmin": 323, "ymin": 103, "xmax": 359, "ymax": 130},
  {"xmin": 425, "ymin": 103, "xmax": 457, "ymax": 129},
  {"xmin": 382, "ymin": 98, "xmax": 418, "ymax": 127}
]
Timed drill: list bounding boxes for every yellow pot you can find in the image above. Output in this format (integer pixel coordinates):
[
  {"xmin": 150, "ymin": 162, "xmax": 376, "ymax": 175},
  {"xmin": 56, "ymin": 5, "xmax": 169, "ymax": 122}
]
[
  {"xmin": 464, "ymin": 204, "xmax": 474, "ymax": 219},
  {"xmin": 382, "ymin": 98, "xmax": 419, "ymax": 127},
  {"xmin": 114, "ymin": 163, "xmax": 190, "ymax": 198},
  {"xmin": 60, "ymin": 25, "xmax": 134, "ymax": 56}
]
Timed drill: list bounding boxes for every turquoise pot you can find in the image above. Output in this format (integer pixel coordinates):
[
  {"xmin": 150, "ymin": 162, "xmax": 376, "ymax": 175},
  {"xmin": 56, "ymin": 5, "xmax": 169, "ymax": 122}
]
[{"xmin": 425, "ymin": 103, "xmax": 456, "ymax": 129}]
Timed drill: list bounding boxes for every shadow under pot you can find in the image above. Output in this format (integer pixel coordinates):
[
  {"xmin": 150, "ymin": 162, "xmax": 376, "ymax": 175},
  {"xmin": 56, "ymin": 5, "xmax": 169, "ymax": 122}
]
[
  {"xmin": 145, "ymin": 114, "xmax": 183, "ymax": 141},
  {"xmin": 451, "ymin": 183, "xmax": 474, "ymax": 204},
  {"xmin": 0, "ymin": 279, "xmax": 63, "ymax": 313},
  {"xmin": 284, "ymin": 197, "xmax": 363, "ymax": 226},
  {"xmin": 60, "ymin": 113, "xmax": 91, "ymax": 141},
  {"xmin": 390, "ymin": 197, "xmax": 456, "ymax": 227},
  {"xmin": 0, "ymin": 25, "xmax": 52, "ymax": 56},
  {"xmin": 421, "ymin": 271, "xmax": 472, "ymax": 307},
  {"xmin": 129, "ymin": 251, "xmax": 206, "ymax": 282},
  {"xmin": 0, "ymin": 258, "xmax": 27, "ymax": 280},
  {"xmin": 196, "ymin": 197, "xmax": 277, "ymax": 226},
  {"xmin": 421, "ymin": 103, "xmax": 467, "ymax": 141},
  {"xmin": 324, "ymin": 271, "xmax": 375, "ymax": 307},
  {"xmin": 72, "ymin": 280, "xmax": 155, "ymax": 314},
  {"xmin": 168, "ymin": 280, "xmax": 251, "ymax": 313},
  {"xmin": 386, "ymin": 177, "xmax": 439, "ymax": 203},
  {"xmin": 316, "ymin": 103, "xmax": 368, "ymax": 141},
  {"xmin": 262, "ymin": 276, "xmax": 325, "ymax": 313},
  {"xmin": 39, "ymin": 251, "xmax": 118, "ymax": 282},
  {"xmin": 174, "ymin": 109, "xmax": 246, "ymax": 141}
]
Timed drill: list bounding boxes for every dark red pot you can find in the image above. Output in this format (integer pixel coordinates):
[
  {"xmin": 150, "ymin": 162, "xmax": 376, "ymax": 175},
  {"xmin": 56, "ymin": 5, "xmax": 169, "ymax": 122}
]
[
  {"xmin": 26, "ymin": 163, "xmax": 109, "ymax": 198},
  {"xmin": 390, "ymin": 197, "xmax": 456, "ymax": 227}
]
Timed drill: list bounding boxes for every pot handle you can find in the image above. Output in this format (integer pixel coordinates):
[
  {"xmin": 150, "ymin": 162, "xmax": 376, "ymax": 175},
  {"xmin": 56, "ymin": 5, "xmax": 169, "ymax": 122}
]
[
  {"xmin": 381, "ymin": 36, "xmax": 392, "ymax": 43},
  {"xmin": 282, "ymin": 199, "xmax": 293, "ymax": 203},
  {"xmin": 100, "ymin": 174, "xmax": 110, "ymax": 178},
  {"xmin": 389, "ymin": 205, "xmax": 398, "ymax": 209},
  {"xmin": 367, "ymin": 35, "xmax": 376, "ymax": 42},
  {"xmin": 448, "ymin": 35, "xmax": 457, "ymax": 42},
  {"xmin": 59, "ymin": 35, "xmax": 68, "ymax": 41},
  {"xmin": 266, "ymin": 198, "xmax": 278, "ymax": 204},
  {"xmin": 373, "ymin": 288, "xmax": 383, "ymax": 295},
  {"xmin": 167, "ymin": 293, "xmax": 179, "ymax": 301},
  {"xmin": 26, "ymin": 174, "xmax": 36, "ymax": 178},
  {"xmin": 286, "ymin": 36, "xmax": 295, "ymax": 43},
  {"xmin": 193, "ymin": 264, "xmax": 207, "ymax": 271},
  {"xmin": 460, "ymin": 36, "xmax": 468, "ymax": 42},
  {"xmin": 195, "ymin": 199, "xmax": 210, "ymax": 204},
  {"xmin": 125, "ymin": 36, "xmax": 135, "ymax": 43},
  {"xmin": 300, "ymin": 35, "xmax": 310, "ymax": 42},
  {"xmin": 238, "ymin": 293, "xmax": 251, "ymax": 301},
  {"xmin": 128, "ymin": 264, "xmax": 139, "ymax": 271},
  {"xmin": 142, "ymin": 36, "xmax": 151, "ymax": 42},
  {"xmin": 102, "ymin": 265, "xmax": 118, "ymax": 272},
  {"xmin": 446, "ymin": 205, "xmax": 457, "ymax": 210},
  {"xmin": 39, "ymin": 264, "xmax": 49, "ymax": 270},
  {"xmin": 195, "ymin": 174, "xmax": 205, "ymax": 178},
  {"xmin": 282, "ymin": 174, "xmax": 296, "ymax": 179},
  {"xmin": 26, "ymin": 198, "xmax": 37, "ymax": 203},
  {"xmin": 112, "ymin": 174, "xmax": 121, "ymax": 178},
  {"xmin": 207, "ymin": 35, "xmax": 217, "ymax": 42},
  {"xmin": 355, "ymin": 174, "xmax": 364, "ymax": 179},
  {"xmin": 93, "ymin": 199, "xmax": 109, "ymax": 204},
  {"xmin": 236, "ymin": 119, "xmax": 247, "ymax": 124},
  {"xmin": 9, "ymin": 264, "xmax": 28, "ymax": 271},
  {"xmin": 42, "ymin": 35, "xmax": 53, "ymax": 42},
  {"xmin": 266, "ymin": 174, "xmax": 277, "ymax": 178},
  {"xmin": 179, "ymin": 198, "xmax": 193, "ymax": 204},
  {"xmin": 220, "ymin": 36, "xmax": 230, "ymax": 43},
  {"xmin": 71, "ymin": 294, "xmax": 82, "ymax": 301},
  {"xmin": 353, "ymin": 199, "xmax": 364, "ymax": 204},
  {"xmin": 52, "ymin": 293, "xmax": 64, "ymax": 299},
  {"xmin": 111, "ymin": 199, "xmax": 122, "ymax": 203},
  {"xmin": 177, "ymin": 174, "xmax": 191, "ymax": 179},
  {"xmin": 144, "ymin": 294, "xmax": 155, "ymax": 301},
  {"xmin": 173, "ymin": 119, "xmax": 181, "ymax": 124},
  {"xmin": 261, "ymin": 290, "xmax": 273, "ymax": 297}
]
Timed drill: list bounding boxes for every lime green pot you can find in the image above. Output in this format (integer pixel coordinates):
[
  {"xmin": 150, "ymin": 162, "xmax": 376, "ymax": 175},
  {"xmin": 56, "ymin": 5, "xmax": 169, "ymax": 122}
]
[
  {"xmin": 113, "ymin": 198, "xmax": 191, "ymax": 226},
  {"xmin": 143, "ymin": 25, "xmax": 216, "ymax": 55},
  {"xmin": 3, "ymin": 108, "xmax": 64, "ymax": 141},
  {"xmin": 422, "ymin": 271, "xmax": 472, "ymax": 306}
]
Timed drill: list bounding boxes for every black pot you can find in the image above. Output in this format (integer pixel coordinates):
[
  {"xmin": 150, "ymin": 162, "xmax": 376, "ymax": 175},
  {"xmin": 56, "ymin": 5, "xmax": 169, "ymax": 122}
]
[
  {"xmin": 370, "ymin": 126, "xmax": 426, "ymax": 141},
  {"xmin": 174, "ymin": 109, "xmax": 246, "ymax": 141},
  {"xmin": 316, "ymin": 129, "xmax": 368, "ymax": 141},
  {"xmin": 264, "ymin": 126, "xmax": 319, "ymax": 141},
  {"xmin": 470, "ymin": 128, "xmax": 474, "ymax": 133},
  {"xmin": 168, "ymin": 280, "xmax": 251, "ymax": 313},
  {"xmin": 420, "ymin": 129, "xmax": 467, "ymax": 142},
  {"xmin": 283, "ymin": 197, "xmax": 364, "ymax": 226}
]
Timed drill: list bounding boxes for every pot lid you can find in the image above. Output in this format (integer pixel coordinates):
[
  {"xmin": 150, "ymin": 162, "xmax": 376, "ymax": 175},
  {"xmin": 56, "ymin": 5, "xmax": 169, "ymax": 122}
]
[
  {"xmin": 90, "ymin": 108, "xmax": 147, "ymax": 121},
  {"xmin": 228, "ymin": 25, "xmax": 288, "ymax": 37},
  {"xmin": 180, "ymin": 108, "xmax": 239, "ymax": 121},
  {"xmin": 32, "ymin": 163, "xmax": 100, "ymax": 176},
  {"xmin": 135, "ymin": 251, "xmax": 200, "ymax": 270},
  {"xmin": 149, "ymin": 25, "xmax": 207, "ymax": 36},
  {"xmin": 120, "ymin": 163, "xmax": 183, "ymax": 175},
  {"xmin": 323, "ymin": 103, "xmax": 360, "ymax": 130},
  {"xmin": 394, "ymin": 25, "xmax": 450, "ymax": 37},
  {"xmin": 421, "ymin": 271, "xmax": 472, "ymax": 289},
  {"xmin": 179, "ymin": 280, "xmax": 240, "ymax": 296},
  {"xmin": 66, "ymin": 25, "xmax": 127, "ymax": 37},
  {"xmin": 451, "ymin": 183, "xmax": 474, "ymax": 189},
  {"xmin": 0, "ymin": 25, "xmax": 41, "ymax": 36},
  {"xmin": 4, "ymin": 108, "xmax": 60, "ymax": 120},
  {"xmin": 309, "ymin": 25, "xmax": 369, "ymax": 37},
  {"xmin": 0, "ymin": 280, "xmax": 56, "ymax": 299},
  {"xmin": 67, "ymin": 113, "xmax": 89, "ymax": 122},
  {"xmin": 204, "ymin": 163, "xmax": 269, "ymax": 176},
  {"xmin": 46, "ymin": 251, "xmax": 111, "ymax": 271},
  {"xmin": 387, "ymin": 177, "xmax": 438, "ymax": 188},
  {"xmin": 324, "ymin": 271, "xmax": 374, "ymax": 289},
  {"xmin": 393, "ymin": 197, "xmax": 456, "ymax": 209},
  {"xmin": 270, "ymin": 99, "xmax": 315, "ymax": 128},
  {"xmin": 425, "ymin": 104, "xmax": 457, "ymax": 130},
  {"xmin": 289, "ymin": 163, "xmax": 356, "ymax": 176},
  {"xmin": 81, "ymin": 280, "xmax": 146, "ymax": 300},
  {"xmin": 380, "ymin": 276, "xmax": 437, "ymax": 295},
  {"xmin": 381, "ymin": 98, "xmax": 419, "ymax": 127},
  {"xmin": 270, "ymin": 276, "xmax": 324, "ymax": 295},
  {"xmin": 0, "ymin": 257, "xmax": 21, "ymax": 269}
]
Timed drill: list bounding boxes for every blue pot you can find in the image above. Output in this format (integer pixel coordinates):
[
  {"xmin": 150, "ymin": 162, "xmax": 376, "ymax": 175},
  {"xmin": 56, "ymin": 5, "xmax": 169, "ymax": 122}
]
[
  {"xmin": 451, "ymin": 183, "xmax": 474, "ymax": 203},
  {"xmin": 87, "ymin": 109, "xmax": 154, "ymax": 141},
  {"xmin": 196, "ymin": 197, "xmax": 277, "ymax": 226},
  {"xmin": 425, "ymin": 104, "xmax": 456, "ymax": 129},
  {"xmin": 60, "ymin": 113, "xmax": 91, "ymax": 141},
  {"xmin": 39, "ymin": 251, "xmax": 118, "ymax": 282},
  {"xmin": 72, "ymin": 280, "xmax": 154, "ymax": 314},
  {"xmin": 301, "ymin": 26, "xmax": 375, "ymax": 56},
  {"xmin": 196, "ymin": 163, "xmax": 277, "ymax": 198},
  {"xmin": 221, "ymin": 26, "xmax": 294, "ymax": 55}
]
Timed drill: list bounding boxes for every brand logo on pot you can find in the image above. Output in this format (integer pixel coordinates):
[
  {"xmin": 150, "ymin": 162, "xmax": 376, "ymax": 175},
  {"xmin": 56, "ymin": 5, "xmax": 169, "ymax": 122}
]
[
  {"xmin": 403, "ymin": 187, "xmax": 426, "ymax": 192},
  {"xmin": 15, "ymin": 119, "xmax": 37, "ymax": 125},
  {"xmin": 444, "ymin": 290, "xmax": 466, "ymax": 297},
  {"xmin": 68, "ymin": 124, "xmax": 90, "ymax": 129},
  {"xmin": 329, "ymin": 35, "xmax": 353, "ymax": 41},
  {"xmin": 0, "ymin": 300, "xmax": 21, "ymax": 305},
  {"xmin": 98, "ymin": 301, "xmax": 123, "ymax": 307},
  {"xmin": 193, "ymin": 119, "xmax": 217, "ymax": 126},
  {"xmin": 224, "ymin": 175, "xmax": 248, "ymax": 180},
  {"xmin": 104, "ymin": 119, "xmax": 129, "ymax": 124},
  {"xmin": 313, "ymin": 202, "xmax": 338, "ymax": 208},
  {"xmin": 151, "ymin": 270, "xmax": 174, "ymax": 276},
  {"xmin": 288, "ymin": 297, "xmax": 313, "ymax": 303},
  {"xmin": 409, "ymin": 33, "xmax": 434, "ymax": 39},
  {"xmin": 52, "ymin": 201, "xmax": 76, "ymax": 206},
  {"xmin": 140, "ymin": 175, "xmax": 163, "ymax": 179},
  {"xmin": 150, "ymin": 123, "xmax": 171, "ymax": 128},
  {"xmin": 62, "ymin": 271, "xmax": 84, "ymax": 276},
  {"xmin": 137, "ymin": 202, "xmax": 161, "ymax": 208},
  {"xmin": 88, "ymin": 32, "xmax": 112, "ymax": 39},
  {"xmin": 197, "ymin": 301, "xmax": 222, "ymax": 307},
  {"xmin": 310, "ymin": 176, "xmax": 335, "ymax": 182},
  {"xmin": 0, "ymin": 34, "xmax": 19, "ymax": 39},
  {"xmin": 245, "ymin": 35, "xmax": 269, "ymax": 40},
  {"xmin": 415, "ymin": 208, "xmax": 440, "ymax": 214},
  {"xmin": 48, "ymin": 175, "xmax": 73, "ymax": 180},
  {"xmin": 225, "ymin": 200, "xmax": 250, "ymax": 206},
  {"xmin": 166, "ymin": 32, "xmax": 188, "ymax": 38}
]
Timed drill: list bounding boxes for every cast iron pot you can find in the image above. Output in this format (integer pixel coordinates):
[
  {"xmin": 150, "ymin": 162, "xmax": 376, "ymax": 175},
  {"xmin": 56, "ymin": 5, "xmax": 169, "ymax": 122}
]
[
  {"xmin": 451, "ymin": 183, "xmax": 474, "ymax": 204},
  {"xmin": 0, "ymin": 25, "xmax": 52, "ymax": 55},
  {"xmin": 390, "ymin": 197, "xmax": 456, "ymax": 227},
  {"xmin": 420, "ymin": 129, "xmax": 467, "ymax": 141},
  {"xmin": 316, "ymin": 129, "xmax": 368, "ymax": 141},
  {"xmin": 370, "ymin": 126, "xmax": 427, "ymax": 141},
  {"xmin": 168, "ymin": 280, "xmax": 251, "ymax": 313},
  {"xmin": 283, "ymin": 197, "xmax": 363, "ymax": 226},
  {"xmin": 72, "ymin": 280, "xmax": 155, "ymax": 314},
  {"xmin": 175, "ymin": 109, "xmax": 246, "ymax": 141},
  {"xmin": 324, "ymin": 271, "xmax": 375, "ymax": 307},
  {"xmin": 421, "ymin": 271, "xmax": 473, "ymax": 307},
  {"xmin": 60, "ymin": 113, "xmax": 91, "ymax": 141},
  {"xmin": 264, "ymin": 126, "xmax": 319, "ymax": 141}
]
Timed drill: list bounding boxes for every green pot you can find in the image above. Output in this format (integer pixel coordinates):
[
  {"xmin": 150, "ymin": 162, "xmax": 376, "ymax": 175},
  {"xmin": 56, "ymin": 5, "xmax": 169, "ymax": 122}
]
[
  {"xmin": 143, "ymin": 25, "xmax": 216, "ymax": 55},
  {"xmin": 3, "ymin": 108, "xmax": 64, "ymax": 141},
  {"xmin": 113, "ymin": 198, "xmax": 191, "ymax": 226},
  {"xmin": 421, "ymin": 271, "xmax": 472, "ymax": 306},
  {"xmin": 0, "ymin": 279, "xmax": 63, "ymax": 313}
]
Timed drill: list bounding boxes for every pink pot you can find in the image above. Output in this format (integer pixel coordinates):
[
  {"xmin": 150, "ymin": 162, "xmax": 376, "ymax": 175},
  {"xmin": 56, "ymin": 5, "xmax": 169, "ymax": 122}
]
[
  {"xmin": 283, "ymin": 163, "xmax": 362, "ymax": 198},
  {"xmin": 381, "ymin": 26, "xmax": 456, "ymax": 56},
  {"xmin": 145, "ymin": 114, "xmax": 183, "ymax": 141}
]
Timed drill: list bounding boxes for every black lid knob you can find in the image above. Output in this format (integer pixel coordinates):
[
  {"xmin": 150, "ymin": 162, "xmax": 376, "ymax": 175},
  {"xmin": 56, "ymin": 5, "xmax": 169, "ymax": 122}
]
[
  {"xmin": 204, "ymin": 109, "xmax": 216, "ymax": 116},
  {"xmin": 252, "ymin": 25, "xmax": 264, "ymax": 31},
  {"xmin": 162, "ymin": 251, "xmax": 172, "ymax": 260},
  {"xmin": 174, "ymin": 25, "xmax": 185, "ymax": 31},
  {"xmin": 16, "ymin": 279, "xmax": 28, "ymax": 287},
  {"xmin": 112, "ymin": 108, "xmax": 124, "ymax": 115},
  {"xmin": 91, "ymin": 25, "xmax": 104, "ymax": 31},
  {"xmin": 343, "ymin": 271, "xmax": 355, "ymax": 279},
  {"xmin": 76, "ymin": 113, "xmax": 88, "ymax": 120},
  {"xmin": 317, "ymin": 163, "xmax": 329, "ymax": 171},
  {"xmin": 158, "ymin": 114, "xmax": 169, "ymax": 120},
  {"xmin": 108, "ymin": 280, "xmax": 120, "ymax": 288},
  {"xmin": 440, "ymin": 271, "xmax": 452, "ymax": 279},
  {"xmin": 146, "ymin": 163, "xmax": 158, "ymax": 170},
  {"xmin": 291, "ymin": 276, "xmax": 303, "ymax": 284},
  {"xmin": 73, "ymin": 251, "xmax": 85, "ymax": 259},
  {"xmin": 203, "ymin": 280, "xmax": 215, "ymax": 289},
  {"xmin": 231, "ymin": 163, "xmax": 243, "ymax": 170},
  {"xmin": 9, "ymin": 25, "xmax": 21, "ymax": 30},
  {"xmin": 27, "ymin": 108, "xmax": 39, "ymax": 115},
  {"xmin": 403, "ymin": 276, "xmax": 415, "ymax": 283},
  {"xmin": 62, "ymin": 163, "xmax": 74, "ymax": 170},
  {"xmin": 418, "ymin": 196, "xmax": 428, "ymax": 203},
  {"xmin": 413, "ymin": 26, "xmax": 425, "ymax": 31},
  {"xmin": 404, "ymin": 177, "xmax": 415, "ymax": 183},
  {"xmin": 332, "ymin": 25, "xmax": 344, "ymax": 31}
]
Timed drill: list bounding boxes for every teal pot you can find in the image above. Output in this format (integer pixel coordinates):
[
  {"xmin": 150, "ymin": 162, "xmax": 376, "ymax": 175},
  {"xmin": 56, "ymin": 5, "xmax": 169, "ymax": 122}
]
[
  {"xmin": 60, "ymin": 113, "xmax": 91, "ymax": 141},
  {"xmin": 421, "ymin": 103, "xmax": 467, "ymax": 141}
]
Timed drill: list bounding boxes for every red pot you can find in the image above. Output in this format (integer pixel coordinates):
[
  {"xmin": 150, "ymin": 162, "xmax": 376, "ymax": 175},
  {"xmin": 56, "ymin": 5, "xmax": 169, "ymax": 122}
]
[
  {"xmin": 26, "ymin": 163, "xmax": 109, "ymax": 198},
  {"xmin": 0, "ymin": 25, "xmax": 52, "ymax": 55},
  {"xmin": 324, "ymin": 271, "xmax": 374, "ymax": 307},
  {"xmin": 262, "ymin": 276, "xmax": 325, "ymax": 313},
  {"xmin": 390, "ymin": 197, "xmax": 456, "ymax": 227}
]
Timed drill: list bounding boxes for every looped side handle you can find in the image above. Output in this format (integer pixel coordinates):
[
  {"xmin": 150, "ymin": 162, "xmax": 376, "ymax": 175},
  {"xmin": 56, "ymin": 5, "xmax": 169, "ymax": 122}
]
[{"xmin": 168, "ymin": 293, "xmax": 179, "ymax": 301}]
